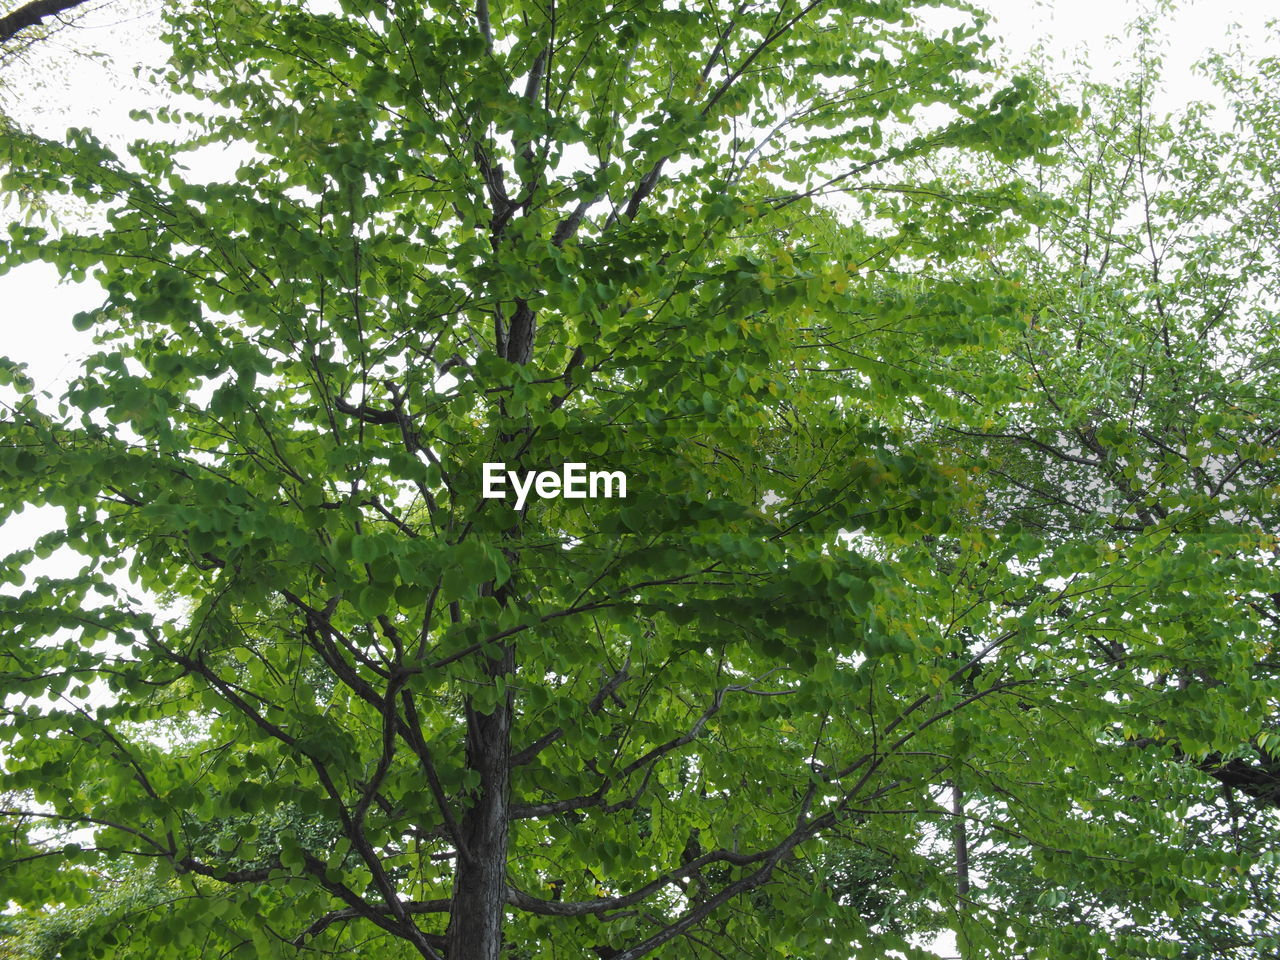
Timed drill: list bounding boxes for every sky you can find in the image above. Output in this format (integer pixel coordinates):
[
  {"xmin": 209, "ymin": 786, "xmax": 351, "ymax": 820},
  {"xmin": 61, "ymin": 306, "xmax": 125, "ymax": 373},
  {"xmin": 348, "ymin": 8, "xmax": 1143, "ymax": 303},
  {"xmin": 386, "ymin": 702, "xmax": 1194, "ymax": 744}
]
[
  {"xmin": 1, "ymin": 0, "xmax": 1274, "ymax": 400},
  {"xmin": 0, "ymin": 2, "xmax": 1273, "ymax": 953},
  {"xmin": 2, "ymin": 0, "xmax": 1274, "ymax": 576},
  {"xmin": 0, "ymin": 0, "xmax": 1273, "ymax": 558}
]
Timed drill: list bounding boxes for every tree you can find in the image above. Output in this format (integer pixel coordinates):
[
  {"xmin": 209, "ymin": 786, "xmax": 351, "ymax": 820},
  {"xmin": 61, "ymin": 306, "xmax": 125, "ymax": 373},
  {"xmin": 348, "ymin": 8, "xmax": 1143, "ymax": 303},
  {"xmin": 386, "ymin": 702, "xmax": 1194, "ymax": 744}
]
[
  {"xmin": 0, "ymin": 0, "xmax": 94, "ymax": 47},
  {"xmin": 0, "ymin": 1, "xmax": 1274, "ymax": 959},
  {"xmin": 910, "ymin": 27, "xmax": 1280, "ymax": 958},
  {"xmin": 0, "ymin": 0, "xmax": 106, "ymax": 73}
]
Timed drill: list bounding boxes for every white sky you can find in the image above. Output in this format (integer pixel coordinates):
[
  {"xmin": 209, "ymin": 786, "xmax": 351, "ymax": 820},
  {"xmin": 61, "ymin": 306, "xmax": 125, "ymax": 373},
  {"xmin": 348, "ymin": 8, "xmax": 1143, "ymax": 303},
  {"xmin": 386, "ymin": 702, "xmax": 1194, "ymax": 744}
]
[
  {"xmin": 0, "ymin": 3, "xmax": 1273, "ymax": 954},
  {"xmin": 1, "ymin": 0, "xmax": 1274, "ymax": 397},
  {"xmin": 2, "ymin": 0, "xmax": 1274, "ymax": 605},
  {"xmin": 0, "ymin": 0, "xmax": 1272, "ymax": 597}
]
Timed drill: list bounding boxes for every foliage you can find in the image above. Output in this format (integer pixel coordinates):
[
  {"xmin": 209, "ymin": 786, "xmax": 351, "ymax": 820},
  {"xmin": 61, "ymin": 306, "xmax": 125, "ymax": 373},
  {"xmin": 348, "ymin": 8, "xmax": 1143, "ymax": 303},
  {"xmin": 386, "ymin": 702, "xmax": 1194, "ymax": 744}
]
[
  {"xmin": 903, "ymin": 25, "xmax": 1280, "ymax": 959},
  {"xmin": 0, "ymin": 1, "xmax": 1276, "ymax": 958}
]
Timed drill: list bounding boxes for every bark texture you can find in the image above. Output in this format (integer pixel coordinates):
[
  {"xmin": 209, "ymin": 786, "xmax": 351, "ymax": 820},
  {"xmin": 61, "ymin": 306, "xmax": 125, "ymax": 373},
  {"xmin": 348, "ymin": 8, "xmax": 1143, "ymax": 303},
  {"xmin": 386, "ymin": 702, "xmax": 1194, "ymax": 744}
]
[{"xmin": 444, "ymin": 641, "xmax": 515, "ymax": 960}]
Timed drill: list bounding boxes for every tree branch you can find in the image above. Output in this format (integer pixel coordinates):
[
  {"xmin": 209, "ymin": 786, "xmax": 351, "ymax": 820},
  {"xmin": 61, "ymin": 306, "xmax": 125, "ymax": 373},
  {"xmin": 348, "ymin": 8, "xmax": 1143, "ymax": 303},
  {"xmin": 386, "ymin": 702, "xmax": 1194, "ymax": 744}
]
[{"xmin": 0, "ymin": 0, "xmax": 90, "ymax": 44}]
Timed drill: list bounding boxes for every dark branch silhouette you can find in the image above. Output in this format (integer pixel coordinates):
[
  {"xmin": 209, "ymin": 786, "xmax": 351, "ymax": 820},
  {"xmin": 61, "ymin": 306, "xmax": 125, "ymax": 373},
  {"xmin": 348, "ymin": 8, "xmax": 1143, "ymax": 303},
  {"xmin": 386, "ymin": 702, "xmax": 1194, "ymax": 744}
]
[{"xmin": 0, "ymin": 0, "xmax": 93, "ymax": 45}]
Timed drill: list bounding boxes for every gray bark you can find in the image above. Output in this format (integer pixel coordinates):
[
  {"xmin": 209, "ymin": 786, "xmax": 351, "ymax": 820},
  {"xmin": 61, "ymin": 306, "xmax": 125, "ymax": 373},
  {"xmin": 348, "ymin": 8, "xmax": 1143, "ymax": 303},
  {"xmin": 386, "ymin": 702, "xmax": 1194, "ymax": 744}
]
[{"xmin": 444, "ymin": 641, "xmax": 515, "ymax": 960}]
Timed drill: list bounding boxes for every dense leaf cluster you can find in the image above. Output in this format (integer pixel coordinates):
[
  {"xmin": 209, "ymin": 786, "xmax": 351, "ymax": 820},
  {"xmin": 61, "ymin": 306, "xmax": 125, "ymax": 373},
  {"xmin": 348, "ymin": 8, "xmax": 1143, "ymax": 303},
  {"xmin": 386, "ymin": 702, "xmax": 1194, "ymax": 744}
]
[{"xmin": 0, "ymin": 1, "xmax": 1277, "ymax": 958}]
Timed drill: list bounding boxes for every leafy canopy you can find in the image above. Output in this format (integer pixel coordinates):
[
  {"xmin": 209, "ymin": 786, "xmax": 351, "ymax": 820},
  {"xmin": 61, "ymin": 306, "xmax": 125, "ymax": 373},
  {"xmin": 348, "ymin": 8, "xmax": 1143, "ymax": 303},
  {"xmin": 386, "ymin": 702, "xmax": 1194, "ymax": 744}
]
[{"xmin": 1, "ymin": 1, "xmax": 1277, "ymax": 959}]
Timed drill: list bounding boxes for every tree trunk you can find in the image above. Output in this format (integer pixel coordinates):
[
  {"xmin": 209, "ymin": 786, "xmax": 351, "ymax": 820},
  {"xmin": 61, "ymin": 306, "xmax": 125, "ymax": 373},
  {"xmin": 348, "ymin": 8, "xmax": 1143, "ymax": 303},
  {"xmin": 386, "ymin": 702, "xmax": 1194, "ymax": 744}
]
[
  {"xmin": 952, "ymin": 780, "xmax": 971, "ymax": 958},
  {"xmin": 445, "ymin": 642, "xmax": 515, "ymax": 960},
  {"xmin": 446, "ymin": 286, "xmax": 530, "ymax": 957},
  {"xmin": 952, "ymin": 781, "xmax": 969, "ymax": 898}
]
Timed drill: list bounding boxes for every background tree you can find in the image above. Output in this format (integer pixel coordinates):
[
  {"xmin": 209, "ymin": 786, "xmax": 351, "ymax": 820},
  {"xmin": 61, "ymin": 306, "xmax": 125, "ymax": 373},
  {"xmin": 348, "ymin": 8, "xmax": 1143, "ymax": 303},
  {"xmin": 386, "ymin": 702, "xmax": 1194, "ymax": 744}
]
[
  {"xmin": 0, "ymin": 2, "xmax": 1275, "ymax": 960},
  {"xmin": 901, "ymin": 23, "xmax": 1280, "ymax": 958}
]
